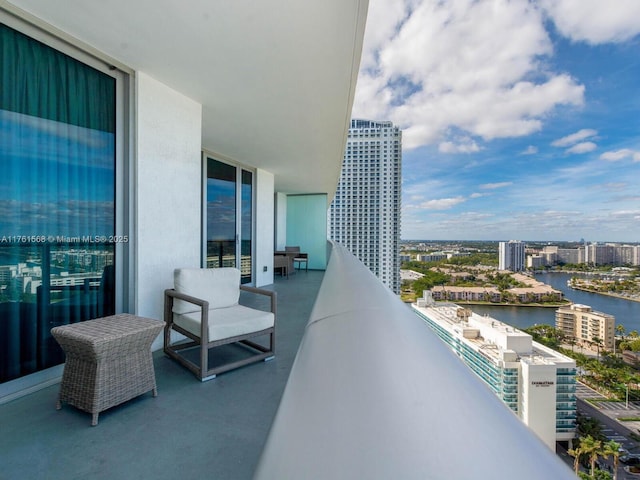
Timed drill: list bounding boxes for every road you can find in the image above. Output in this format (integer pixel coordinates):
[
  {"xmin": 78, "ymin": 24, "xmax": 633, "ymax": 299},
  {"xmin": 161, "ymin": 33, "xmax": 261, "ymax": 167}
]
[{"xmin": 576, "ymin": 395, "xmax": 640, "ymax": 479}]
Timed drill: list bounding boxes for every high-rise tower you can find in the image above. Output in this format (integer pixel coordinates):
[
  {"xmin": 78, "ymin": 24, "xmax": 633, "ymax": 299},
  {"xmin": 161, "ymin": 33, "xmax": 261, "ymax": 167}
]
[
  {"xmin": 499, "ymin": 240, "xmax": 526, "ymax": 272},
  {"xmin": 328, "ymin": 119, "xmax": 402, "ymax": 293}
]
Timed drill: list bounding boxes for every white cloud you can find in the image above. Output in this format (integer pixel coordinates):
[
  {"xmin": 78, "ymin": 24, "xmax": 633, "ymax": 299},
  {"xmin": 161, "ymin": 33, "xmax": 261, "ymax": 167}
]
[
  {"xmin": 521, "ymin": 146, "xmax": 538, "ymax": 155},
  {"xmin": 600, "ymin": 149, "xmax": 640, "ymax": 162},
  {"xmin": 480, "ymin": 182, "xmax": 512, "ymax": 190},
  {"xmin": 539, "ymin": 0, "xmax": 640, "ymax": 44},
  {"xmin": 417, "ymin": 196, "xmax": 466, "ymax": 210},
  {"xmin": 565, "ymin": 142, "xmax": 597, "ymax": 154},
  {"xmin": 354, "ymin": 0, "xmax": 585, "ymax": 150},
  {"xmin": 470, "ymin": 192, "xmax": 486, "ymax": 199},
  {"xmin": 438, "ymin": 138, "xmax": 480, "ymax": 153},
  {"xmin": 597, "ymin": 182, "xmax": 628, "ymax": 192},
  {"xmin": 551, "ymin": 129, "xmax": 598, "ymax": 147}
]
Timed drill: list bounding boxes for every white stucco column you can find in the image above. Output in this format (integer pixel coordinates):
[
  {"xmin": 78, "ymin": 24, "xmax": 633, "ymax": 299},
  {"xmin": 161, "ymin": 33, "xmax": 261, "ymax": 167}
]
[{"xmin": 134, "ymin": 73, "xmax": 202, "ymax": 340}]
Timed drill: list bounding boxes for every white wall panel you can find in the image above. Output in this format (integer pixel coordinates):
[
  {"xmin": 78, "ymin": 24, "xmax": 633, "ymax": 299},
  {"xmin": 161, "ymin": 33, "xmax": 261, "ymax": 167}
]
[
  {"xmin": 255, "ymin": 169, "xmax": 275, "ymax": 287},
  {"xmin": 135, "ymin": 73, "xmax": 202, "ymax": 338}
]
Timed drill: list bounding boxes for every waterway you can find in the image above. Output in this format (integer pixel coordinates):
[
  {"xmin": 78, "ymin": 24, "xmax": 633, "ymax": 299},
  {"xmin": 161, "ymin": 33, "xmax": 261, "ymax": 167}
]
[{"xmin": 468, "ymin": 272, "xmax": 640, "ymax": 332}]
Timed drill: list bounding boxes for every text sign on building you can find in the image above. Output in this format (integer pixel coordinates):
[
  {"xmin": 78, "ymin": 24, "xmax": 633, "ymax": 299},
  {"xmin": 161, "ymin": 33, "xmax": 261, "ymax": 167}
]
[{"xmin": 531, "ymin": 380, "xmax": 555, "ymax": 387}]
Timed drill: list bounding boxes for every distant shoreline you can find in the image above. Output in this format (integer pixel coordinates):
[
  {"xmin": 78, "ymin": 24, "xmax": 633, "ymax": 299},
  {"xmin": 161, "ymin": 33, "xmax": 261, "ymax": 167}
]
[
  {"xmin": 568, "ymin": 284, "xmax": 640, "ymax": 304},
  {"xmin": 449, "ymin": 301, "xmax": 571, "ymax": 308}
]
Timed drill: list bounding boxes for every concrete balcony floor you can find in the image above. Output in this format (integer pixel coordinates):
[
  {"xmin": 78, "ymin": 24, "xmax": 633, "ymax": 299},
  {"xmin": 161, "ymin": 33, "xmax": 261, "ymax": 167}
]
[{"xmin": 0, "ymin": 270, "xmax": 323, "ymax": 480}]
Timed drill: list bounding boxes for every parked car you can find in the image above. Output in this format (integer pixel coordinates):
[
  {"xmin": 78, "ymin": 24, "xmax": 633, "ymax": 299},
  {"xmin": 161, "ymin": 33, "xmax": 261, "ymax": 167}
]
[{"xmin": 621, "ymin": 455, "xmax": 640, "ymax": 465}]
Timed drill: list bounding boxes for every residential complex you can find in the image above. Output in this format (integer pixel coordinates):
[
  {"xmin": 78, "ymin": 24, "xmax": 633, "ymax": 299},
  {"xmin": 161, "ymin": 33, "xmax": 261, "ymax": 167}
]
[
  {"xmin": 555, "ymin": 304, "xmax": 615, "ymax": 350},
  {"xmin": 534, "ymin": 243, "xmax": 640, "ymax": 267},
  {"xmin": 430, "ymin": 272, "xmax": 563, "ymax": 304},
  {"xmin": 413, "ymin": 293, "xmax": 577, "ymax": 449},
  {"xmin": 499, "ymin": 240, "xmax": 526, "ymax": 272},
  {"xmin": 328, "ymin": 119, "xmax": 402, "ymax": 293}
]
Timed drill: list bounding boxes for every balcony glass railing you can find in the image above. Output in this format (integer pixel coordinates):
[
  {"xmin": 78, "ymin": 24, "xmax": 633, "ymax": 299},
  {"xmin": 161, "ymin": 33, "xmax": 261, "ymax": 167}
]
[
  {"xmin": 0, "ymin": 242, "xmax": 114, "ymax": 385},
  {"xmin": 253, "ymin": 242, "xmax": 575, "ymax": 480}
]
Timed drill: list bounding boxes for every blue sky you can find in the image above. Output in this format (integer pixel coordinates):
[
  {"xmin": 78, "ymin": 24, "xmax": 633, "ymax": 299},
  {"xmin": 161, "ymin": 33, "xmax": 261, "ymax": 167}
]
[
  {"xmin": 0, "ymin": 110, "xmax": 114, "ymax": 236},
  {"xmin": 352, "ymin": 0, "xmax": 640, "ymax": 242}
]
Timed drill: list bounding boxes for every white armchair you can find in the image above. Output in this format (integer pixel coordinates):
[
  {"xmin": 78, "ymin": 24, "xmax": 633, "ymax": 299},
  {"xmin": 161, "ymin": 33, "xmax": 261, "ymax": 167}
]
[{"xmin": 163, "ymin": 268, "xmax": 276, "ymax": 381}]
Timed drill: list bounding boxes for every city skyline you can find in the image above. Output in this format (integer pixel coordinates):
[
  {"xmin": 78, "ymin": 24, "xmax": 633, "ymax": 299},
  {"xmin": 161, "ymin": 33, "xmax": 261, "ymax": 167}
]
[{"xmin": 352, "ymin": 0, "xmax": 640, "ymax": 242}]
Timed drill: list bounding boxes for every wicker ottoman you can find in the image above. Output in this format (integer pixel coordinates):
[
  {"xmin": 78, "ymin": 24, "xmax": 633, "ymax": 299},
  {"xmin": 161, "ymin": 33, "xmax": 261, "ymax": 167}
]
[{"xmin": 51, "ymin": 314, "xmax": 163, "ymax": 426}]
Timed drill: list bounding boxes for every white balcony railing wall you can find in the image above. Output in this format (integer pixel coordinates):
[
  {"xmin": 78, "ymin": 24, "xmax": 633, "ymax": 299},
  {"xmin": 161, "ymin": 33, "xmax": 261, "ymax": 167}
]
[{"xmin": 254, "ymin": 242, "xmax": 574, "ymax": 479}]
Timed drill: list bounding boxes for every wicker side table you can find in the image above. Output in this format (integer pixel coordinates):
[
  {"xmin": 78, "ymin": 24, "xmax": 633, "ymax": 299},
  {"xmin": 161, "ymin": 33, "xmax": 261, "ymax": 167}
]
[{"xmin": 51, "ymin": 314, "xmax": 163, "ymax": 426}]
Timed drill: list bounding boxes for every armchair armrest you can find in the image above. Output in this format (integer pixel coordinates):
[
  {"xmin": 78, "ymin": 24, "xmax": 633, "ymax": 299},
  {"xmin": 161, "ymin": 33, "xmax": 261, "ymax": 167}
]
[
  {"xmin": 164, "ymin": 288, "xmax": 212, "ymax": 341},
  {"xmin": 240, "ymin": 285, "xmax": 277, "ymax": 316},
  {"xmin": 164, "ymin": 288, "xmax": 210, "ymax": 310}
]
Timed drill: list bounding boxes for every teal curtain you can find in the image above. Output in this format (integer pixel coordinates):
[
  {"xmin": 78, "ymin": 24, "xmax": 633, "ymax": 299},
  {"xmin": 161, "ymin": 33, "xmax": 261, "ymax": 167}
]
[
  {"xmin": 0, "ymin": 23, "xmax": 116, "ymax": 383},
  {"xmin": 1, "ymin": 24, "xmax": 114, "ymax": 132}
]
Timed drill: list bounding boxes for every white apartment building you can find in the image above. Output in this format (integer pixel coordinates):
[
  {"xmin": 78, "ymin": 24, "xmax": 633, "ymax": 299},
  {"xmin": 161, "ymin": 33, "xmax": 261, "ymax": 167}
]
[
  {"xmin": 613, "ymin": 244, "xmax": 640, "ymax": 266},
  {"xmin": 556, "ymin": 303, "xmax": 615, "ymax": 350},
  {"xmin": 328, "ymin": 119, "xmax": 402, "ymax": 293},
  {"xmin": 535, "ymin": 243, "xmax": 640, "ymax": 267},
  {"xmin": 413, "ymin": 293, "xmax": 577, "ymax": 449},
  {"xmin": 417, "ymin": 253, "xmax": 447, "ymax": 262},
  {"xmin": 585, "ymin": 243, "xmax": 615, "ymax": 266},
  {"xmin": 499, "ymin": 240, "xmax": 526, "ymax": 272},
  {"xmin": 557, "ymin": 247, "xmax": 585, "ymax": 265},
  {"xmin": 527, "ymin": 254, "xmax": 545, "ymax": 268}
]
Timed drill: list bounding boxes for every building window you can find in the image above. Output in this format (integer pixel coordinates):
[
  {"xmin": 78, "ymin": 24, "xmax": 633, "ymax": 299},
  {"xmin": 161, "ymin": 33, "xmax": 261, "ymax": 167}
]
[
  {"xmin": 205, "ymin": 157, "xmax": 254, "ymax": 284},
  {"xmin": 0, "ymin": 22, "xmax": 123, "ymax": 385}
]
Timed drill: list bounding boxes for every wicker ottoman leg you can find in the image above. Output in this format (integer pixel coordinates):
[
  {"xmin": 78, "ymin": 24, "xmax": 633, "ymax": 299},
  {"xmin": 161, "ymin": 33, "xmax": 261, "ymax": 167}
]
[{"xmin": 92, "ymin": 412, "xmax": 99, "ymax": 426}]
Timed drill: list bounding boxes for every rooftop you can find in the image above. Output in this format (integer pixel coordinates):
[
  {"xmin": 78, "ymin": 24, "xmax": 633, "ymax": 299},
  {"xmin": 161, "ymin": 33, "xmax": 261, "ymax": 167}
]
[{"xmin": 414, "ymin": 302, "xmax": 575, "ymax": 367}]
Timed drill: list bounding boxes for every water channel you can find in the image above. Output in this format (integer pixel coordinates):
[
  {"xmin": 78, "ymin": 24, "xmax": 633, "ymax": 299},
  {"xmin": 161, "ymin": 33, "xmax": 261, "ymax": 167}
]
[{"xmin": 467, "ymin": 272, "xmax": 640, "ymax": 332}]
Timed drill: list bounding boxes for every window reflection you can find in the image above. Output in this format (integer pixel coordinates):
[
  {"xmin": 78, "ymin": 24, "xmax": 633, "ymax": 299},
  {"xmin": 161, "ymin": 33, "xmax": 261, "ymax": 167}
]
[{"xmin": 0, "ymin": 24, "xmax": 116, "ymax": 383}]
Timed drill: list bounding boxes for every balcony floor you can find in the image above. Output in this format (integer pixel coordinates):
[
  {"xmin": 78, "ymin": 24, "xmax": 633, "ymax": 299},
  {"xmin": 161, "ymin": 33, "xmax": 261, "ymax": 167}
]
[{"xmin": 0, "ymin": 270, "xmax": 323, "ymax": 480}]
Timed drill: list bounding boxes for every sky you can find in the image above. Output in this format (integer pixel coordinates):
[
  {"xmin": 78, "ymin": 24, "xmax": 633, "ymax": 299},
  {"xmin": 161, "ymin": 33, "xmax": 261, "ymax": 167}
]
[
  {"xmin": 0, "ymin": 110, "xmax": 114, "ymax": 237},
  {"xmin": 351, "ymin": 0, "xmax": 640, "ymax": 243}
]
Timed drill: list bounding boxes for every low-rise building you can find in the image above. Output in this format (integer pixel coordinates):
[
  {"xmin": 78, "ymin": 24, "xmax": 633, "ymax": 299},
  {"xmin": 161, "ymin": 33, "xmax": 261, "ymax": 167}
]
[
  {"xmin": 555, "ymin": 304, "xmax": 615, "ymax": 350},
  {"xmin": 430, "ymin": 285, "xmax": 501, "ymax": 302},
  {"xmin": 413, "ymin": 293, "xmax": 576, "ymax": 449},
  {"xmin": 507, "ymin": 286, "xmax": 564, "ymax": 303},
  {"xmin": 416, "ymin": 253, "xmax": 447, "ymax": 262}
]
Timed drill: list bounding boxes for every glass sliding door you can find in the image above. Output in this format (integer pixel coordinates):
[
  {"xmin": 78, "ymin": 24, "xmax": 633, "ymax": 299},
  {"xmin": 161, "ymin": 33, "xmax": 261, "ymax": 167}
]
[
  {"xmin": 240, "ymin": 170, "xmax": 253, "ymax": 284},
  {"xmin": 205, "ymin": 157, "xmax": 253, "ymax": 284},
  {"xmin": 0, "ymin": 23, "xmax": 118, "ymax": 384},
  {"xmin": 206, "ymin": 159, "xmax": 237, "ymax": 269}
]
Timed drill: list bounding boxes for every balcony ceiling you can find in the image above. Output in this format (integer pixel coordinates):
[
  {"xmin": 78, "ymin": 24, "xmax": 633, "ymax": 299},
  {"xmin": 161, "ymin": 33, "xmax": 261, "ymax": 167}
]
[{"xmin": 6, "ymin": 0, "xmax": 368, "ymax": 197}]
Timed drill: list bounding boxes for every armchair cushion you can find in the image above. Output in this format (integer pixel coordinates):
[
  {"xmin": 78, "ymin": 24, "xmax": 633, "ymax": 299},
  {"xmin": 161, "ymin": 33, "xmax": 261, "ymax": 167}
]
[
  {"xmin": 174, "ymin": 305, "xmax": 274, "ymax": 341},
  {"xmin": 173, "ymin": 268, "xmax": 240, "ymax": 314}
]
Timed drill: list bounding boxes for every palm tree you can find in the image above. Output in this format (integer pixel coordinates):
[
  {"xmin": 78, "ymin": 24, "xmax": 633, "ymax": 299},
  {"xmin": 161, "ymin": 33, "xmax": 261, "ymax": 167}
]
[
  {"xmin": 592, "ymin": 336, "xmax": 604, "ymax": 361},
  {"xmin": 617, "ymin": 324, "xmax": 626, "ymax": 342},
  {"xmin": 577, "ymin": 415, "xmax": 604, "ymax": 441},
  {"xmin": 580, "ymin": 435, "xmax": 602, "ymax": 477},
  {"xmin": 568, "ymin": 445, "xmax": 583, "ymax": 475},
  {"xmin": 603, "ymin": 439, "xmax": 621, "ymax": 480}
]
